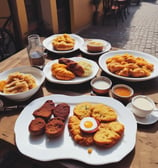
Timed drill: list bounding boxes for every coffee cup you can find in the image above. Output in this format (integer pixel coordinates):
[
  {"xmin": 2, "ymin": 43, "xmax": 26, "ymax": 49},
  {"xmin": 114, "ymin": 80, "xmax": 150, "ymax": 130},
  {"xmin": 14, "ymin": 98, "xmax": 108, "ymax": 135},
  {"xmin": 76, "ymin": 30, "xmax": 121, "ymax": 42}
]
[{"xmin": 131, "ymin": 95, "xmax": 155, "ymax": 118}]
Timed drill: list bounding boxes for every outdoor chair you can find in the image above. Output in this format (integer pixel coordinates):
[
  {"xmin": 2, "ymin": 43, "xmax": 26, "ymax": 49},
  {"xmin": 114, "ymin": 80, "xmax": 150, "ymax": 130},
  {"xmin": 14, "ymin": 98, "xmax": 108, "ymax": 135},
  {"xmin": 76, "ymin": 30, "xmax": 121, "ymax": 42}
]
[
  {"xmin": 102, "ymin": 0, "xmax": 124, "ymax": 26},
  {"xmin": 117, "ymin": 0, "xmax": 130, "ymax": 20}
]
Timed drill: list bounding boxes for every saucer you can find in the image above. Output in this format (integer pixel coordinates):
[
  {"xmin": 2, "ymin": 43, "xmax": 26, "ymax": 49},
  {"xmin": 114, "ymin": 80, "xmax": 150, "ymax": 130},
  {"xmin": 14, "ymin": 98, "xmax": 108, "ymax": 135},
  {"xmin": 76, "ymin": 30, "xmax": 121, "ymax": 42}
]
[
  {"xmin": 80, "ymin": 39, "xmax": 111, "ymax": 56},
  {"xmin": 126, "ymin": 103, "xmax": 158, "ymax": 125}
]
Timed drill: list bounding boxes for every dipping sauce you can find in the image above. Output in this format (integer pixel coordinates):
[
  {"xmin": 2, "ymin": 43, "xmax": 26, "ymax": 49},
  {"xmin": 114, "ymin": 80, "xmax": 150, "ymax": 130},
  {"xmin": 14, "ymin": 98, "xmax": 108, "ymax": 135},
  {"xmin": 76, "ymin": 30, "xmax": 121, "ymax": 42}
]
[
  {"xmin": 132, "ymin": 97, "xmax": 153, "ymax": 111},
  {"xmin": 93, "ymin": 80, "xmax": 110, "ymax": 90},
  {"xmin": 90, "ymin": 76, "xmax": 112, "ymax": 95},
  {"xmin": 87, "ymin": 40, "xmax": 104, "ymax": 52},
  {"xmin": 114, "ymin": 87, "xmax": 131, "ymax": 97}
]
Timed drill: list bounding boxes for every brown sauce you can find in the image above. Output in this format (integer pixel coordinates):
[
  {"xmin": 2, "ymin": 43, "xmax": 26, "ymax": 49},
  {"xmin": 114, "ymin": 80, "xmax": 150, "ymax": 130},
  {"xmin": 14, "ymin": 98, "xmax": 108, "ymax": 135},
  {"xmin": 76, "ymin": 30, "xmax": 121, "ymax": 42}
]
[{"xmin": 114, "ymin": 87, "xmax": 131, "ymax": 97}]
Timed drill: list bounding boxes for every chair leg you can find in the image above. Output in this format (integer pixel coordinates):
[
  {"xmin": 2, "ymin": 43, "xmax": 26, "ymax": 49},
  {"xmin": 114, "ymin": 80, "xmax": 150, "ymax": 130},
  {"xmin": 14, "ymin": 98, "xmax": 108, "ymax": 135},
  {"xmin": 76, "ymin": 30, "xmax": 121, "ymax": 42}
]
[
  {"xmin": 120, "ymin": 10, "xmax": 124, "ymax": 22},
  {"xmin": 102, "ymin": 13, "xmax": 106, "ymax": 25},
  {"xmin": 114, "ymin": 12, "xmax": 118, "ymax": 27},
  {"xmin": 124, "ymin": 9, "xmax": 127, "ymax": 19},
  {"xmin": 127, "ymin": 6, "xmax": 130, "ymax": 15}
]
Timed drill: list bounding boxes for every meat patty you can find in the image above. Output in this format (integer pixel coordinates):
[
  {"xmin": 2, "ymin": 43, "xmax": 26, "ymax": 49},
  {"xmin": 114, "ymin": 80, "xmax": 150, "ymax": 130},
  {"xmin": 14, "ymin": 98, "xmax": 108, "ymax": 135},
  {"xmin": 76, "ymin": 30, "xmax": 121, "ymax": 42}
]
[
  {"xmin": 54, "ymin": 103, "xmax": 70, "ymax": 120},
  {"xmin": 29, "ymin": 117, "xmax": 46, "ymax": 136},
  {"xmin": 45, "ymin": 118, "xmax": 65, "ymax": 138}
]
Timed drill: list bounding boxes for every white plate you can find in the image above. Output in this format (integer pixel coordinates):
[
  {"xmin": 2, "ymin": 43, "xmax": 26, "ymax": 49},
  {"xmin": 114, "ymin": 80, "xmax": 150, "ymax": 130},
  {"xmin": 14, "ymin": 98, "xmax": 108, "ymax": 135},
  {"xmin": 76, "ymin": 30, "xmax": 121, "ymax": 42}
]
[
  {"xmin": 43, "ymin": 57, "xmax": 99, "ymax": 84},
  {"xmin": 43, "ymin": 34, "xmax": 84, "ymax": 54},
  {"xmin": 99, "ymin": 50, "xmax": 158, "ymax": 82},
  {"xmin": 14, "ymin": 95, "xmax": 137, "ymax": 165},
  {"xmin": 80, "ymin": 39, "xmax": 111, "ymax": 55},
  {"xmin": 126, "ymin": 103, "xmax": 158, "ymax": 125}
]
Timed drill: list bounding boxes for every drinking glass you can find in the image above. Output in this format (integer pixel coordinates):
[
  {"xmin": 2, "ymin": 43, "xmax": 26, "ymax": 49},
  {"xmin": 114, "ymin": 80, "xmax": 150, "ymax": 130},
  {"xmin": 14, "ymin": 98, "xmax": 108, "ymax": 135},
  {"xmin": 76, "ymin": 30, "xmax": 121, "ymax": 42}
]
[{"xmin": 27, "ymin": 34, "xmax": 45, "ymax": 69}]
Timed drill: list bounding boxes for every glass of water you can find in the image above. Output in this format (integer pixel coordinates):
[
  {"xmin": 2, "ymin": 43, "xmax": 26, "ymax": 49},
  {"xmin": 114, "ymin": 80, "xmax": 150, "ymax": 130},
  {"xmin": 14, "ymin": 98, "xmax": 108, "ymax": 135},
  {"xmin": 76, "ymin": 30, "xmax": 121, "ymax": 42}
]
[{"xmin": 27, "ymin": 34, "xmax": 45, "ymax": 69}]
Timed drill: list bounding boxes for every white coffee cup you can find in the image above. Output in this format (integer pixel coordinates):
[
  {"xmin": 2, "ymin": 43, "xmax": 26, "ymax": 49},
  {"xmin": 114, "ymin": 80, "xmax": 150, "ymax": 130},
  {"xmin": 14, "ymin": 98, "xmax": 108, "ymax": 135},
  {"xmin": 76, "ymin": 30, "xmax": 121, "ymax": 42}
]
[{"xmin": 131, "ymin": 95, "xmax": 155, "ymax": 118}]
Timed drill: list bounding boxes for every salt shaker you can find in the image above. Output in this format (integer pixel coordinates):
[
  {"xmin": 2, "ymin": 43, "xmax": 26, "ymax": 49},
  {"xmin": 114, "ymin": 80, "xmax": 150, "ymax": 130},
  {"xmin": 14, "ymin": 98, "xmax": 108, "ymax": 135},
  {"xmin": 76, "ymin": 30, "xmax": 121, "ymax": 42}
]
[{"xmin": 27, "ymin": 34, "xmax": 45, "ymax": 69}]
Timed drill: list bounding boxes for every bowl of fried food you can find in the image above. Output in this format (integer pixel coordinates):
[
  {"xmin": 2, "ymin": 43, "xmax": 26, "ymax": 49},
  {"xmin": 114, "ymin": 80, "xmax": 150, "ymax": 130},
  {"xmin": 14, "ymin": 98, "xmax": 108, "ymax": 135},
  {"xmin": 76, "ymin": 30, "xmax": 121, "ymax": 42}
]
[
  {"xmin": 0, "ymin": 66, "xmax": 45, "ymax": 101},
  {"xmin": 99, "ymin": 50, "xmax": 158, "ymax": 82}
]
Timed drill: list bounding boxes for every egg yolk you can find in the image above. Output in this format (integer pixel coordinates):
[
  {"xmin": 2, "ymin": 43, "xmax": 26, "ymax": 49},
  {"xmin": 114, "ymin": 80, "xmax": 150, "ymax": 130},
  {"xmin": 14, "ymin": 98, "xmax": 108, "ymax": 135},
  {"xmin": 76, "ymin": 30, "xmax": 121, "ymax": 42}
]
[{"xmin": 84, "ymin": 121, "xmax": 93, "ymax": 128}]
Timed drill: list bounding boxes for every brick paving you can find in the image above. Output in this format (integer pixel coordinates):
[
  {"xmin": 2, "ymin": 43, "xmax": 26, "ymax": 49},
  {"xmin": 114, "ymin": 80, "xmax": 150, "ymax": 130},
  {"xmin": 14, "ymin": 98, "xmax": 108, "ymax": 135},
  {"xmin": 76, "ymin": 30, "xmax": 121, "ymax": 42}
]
[{"xmin": 78, "ymin": 0, "xmax": 158, "ymax": 58}]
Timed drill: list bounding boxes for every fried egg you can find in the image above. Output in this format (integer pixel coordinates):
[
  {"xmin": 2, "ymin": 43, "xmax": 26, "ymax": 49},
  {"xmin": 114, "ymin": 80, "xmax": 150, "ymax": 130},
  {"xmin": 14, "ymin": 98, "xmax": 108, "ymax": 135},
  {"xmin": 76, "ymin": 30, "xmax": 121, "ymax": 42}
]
[{"xmin": 80, "ymin": 117, "xmax": 98, "ymax": 133}]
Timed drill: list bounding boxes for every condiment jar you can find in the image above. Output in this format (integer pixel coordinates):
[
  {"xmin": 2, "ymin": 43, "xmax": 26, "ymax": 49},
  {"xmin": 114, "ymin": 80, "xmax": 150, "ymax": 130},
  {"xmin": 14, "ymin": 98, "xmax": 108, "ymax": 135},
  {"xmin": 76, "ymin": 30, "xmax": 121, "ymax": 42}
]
[{"xmin": 27, "ymin": 34, "xmax": 45, "ymax": 69}]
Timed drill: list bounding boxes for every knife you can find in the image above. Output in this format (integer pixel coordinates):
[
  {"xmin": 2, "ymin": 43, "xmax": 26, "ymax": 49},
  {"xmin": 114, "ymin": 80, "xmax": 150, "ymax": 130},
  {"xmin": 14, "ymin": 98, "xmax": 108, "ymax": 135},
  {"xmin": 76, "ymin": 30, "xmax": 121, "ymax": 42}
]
[{"xmin": 0, "ymin": 99, "xmax": 25, "ymax": 113}]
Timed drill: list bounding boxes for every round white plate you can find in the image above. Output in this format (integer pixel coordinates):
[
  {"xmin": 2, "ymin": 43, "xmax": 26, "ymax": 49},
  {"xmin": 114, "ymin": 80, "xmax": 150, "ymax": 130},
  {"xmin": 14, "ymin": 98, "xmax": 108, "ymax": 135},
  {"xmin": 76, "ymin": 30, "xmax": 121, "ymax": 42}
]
[
  {"xmin": 126, "ymin": 103, "xmax": 158, "ymax": 125},
  {"xmin": 14, "ymin": 95, "xmax": 137, "ymax": 165},
  {"xmin": 80, "ymin": 39, "xmax": 111, "ymax": 55},
  {"xmin": 43, "ymin": 57, "xmax": 99, "ymax": 84},
  {"xmin": 43, "ymin": 34, "xmax": 84, "ymax": 54},
  {"xmin": 99, "ymin": 50, "xmax": 158, "ymax": 82}
]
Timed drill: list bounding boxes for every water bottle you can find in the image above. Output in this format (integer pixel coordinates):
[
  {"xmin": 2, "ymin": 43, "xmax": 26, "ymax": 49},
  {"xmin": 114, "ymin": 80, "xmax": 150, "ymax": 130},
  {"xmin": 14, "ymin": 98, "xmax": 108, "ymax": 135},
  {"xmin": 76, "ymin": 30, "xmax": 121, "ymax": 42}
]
[{"xmin": 27, "ymin": 34, "xmax": 45, "ymax": 69}]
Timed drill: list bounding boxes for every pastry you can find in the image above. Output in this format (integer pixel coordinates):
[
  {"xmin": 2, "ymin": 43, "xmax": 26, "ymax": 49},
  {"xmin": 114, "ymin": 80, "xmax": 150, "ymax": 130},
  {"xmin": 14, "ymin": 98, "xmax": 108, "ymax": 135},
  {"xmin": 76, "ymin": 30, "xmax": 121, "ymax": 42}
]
[
  {"xmin": 51, "ymin": 63, "xmax": 75, "ymax": 80},
  {"xmin": 68, "ymin": 102, "xmax": 125, "ymax": 148},
  {"xmin": 1, "ymin": 72, "xmax": 37, "ymax": 94},
  {"xmin": 0, "ymin": 80, "xmax": 6, "ymax": 92},
  {"xmin": 68, "ymin": 115, "xmax": 94, "ymax": 146},
  {"xmin": 51, "ymin": 63, "xmax": 67, "ymax": 72},
  {"xmin": 106, "ymin": 53, "xmax": 154, "ymax": 77},
  {"xmin": 93, "ymin": 121, "xmax": 124, "ymax": 148},
  {"xmin": 73, "ymin": 102, "xmax": 93, "ymax": 119},
  {"xmin": 91, "ymin": 103, "xmax": 117, "ymax": 122},
  {"xmin": 52, "ymin": 34, "xmax": 75, "ymax": 51}
]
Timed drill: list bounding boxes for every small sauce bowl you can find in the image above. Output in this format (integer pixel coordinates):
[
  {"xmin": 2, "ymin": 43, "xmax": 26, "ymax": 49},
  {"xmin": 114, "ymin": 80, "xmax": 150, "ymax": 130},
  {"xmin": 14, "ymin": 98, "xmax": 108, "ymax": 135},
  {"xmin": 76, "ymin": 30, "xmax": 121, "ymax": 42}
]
[
  {"xmin": 87, "ymin": 40, "xmax": 104, "ymax": 52},
  {"xmin": 90, "ymin": 76, "xmax": 112, "ymax": 95},
  {"xmin": 131, "ymin": 95, "xmax": 155, "ymax": 118},
  {"xmin": 111, "ymin": 84, "xmax": 134, "ymax": 103}
]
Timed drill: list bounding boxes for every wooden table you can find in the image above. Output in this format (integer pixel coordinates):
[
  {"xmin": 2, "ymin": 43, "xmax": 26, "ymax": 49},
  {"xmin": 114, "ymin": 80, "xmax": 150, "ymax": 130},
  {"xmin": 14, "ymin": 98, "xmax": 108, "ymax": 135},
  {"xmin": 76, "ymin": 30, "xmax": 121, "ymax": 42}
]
[{"xmin": 0, "ymin": 47, "xmax": 158, "ymax": 168}]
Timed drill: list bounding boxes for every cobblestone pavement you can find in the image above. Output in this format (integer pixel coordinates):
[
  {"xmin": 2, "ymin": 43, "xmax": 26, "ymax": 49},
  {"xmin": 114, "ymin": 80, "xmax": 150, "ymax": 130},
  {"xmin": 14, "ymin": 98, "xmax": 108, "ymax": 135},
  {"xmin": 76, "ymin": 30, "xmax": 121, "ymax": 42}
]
[{"xmin": 78, "ymin": 0, "xmax": 158, "ymax": 57}]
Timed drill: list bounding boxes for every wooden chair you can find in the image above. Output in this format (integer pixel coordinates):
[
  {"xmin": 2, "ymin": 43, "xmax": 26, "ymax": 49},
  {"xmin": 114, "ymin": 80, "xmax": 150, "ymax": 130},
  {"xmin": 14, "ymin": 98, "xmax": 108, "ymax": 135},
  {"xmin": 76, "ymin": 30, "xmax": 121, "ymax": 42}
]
[
  {"xmin": 117, "ymin": 0, "xmax": 130, "ymax": 20},
  {"xmin": 102, "ymin": 0, "xmax": 124, "ymax": 26}
]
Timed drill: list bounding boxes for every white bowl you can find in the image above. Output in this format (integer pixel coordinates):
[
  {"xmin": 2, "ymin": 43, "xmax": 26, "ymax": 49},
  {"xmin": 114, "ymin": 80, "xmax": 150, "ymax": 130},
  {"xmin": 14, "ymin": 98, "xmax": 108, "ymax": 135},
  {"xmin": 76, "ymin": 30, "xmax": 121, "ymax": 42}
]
[
  {"xmin": 131, "ymin": 95, "xmax": 155, "ymax": 118},
  {"xmin": 90, "ymin": 76, "xmax": 112, "ymax": 95},
  {"xmin": 0, "ymin": 66, "xmax": 45, "ymax": 101},
  {"xmin": 111, "ymin": 84, "xmax": 134, "ymax": 103}
]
